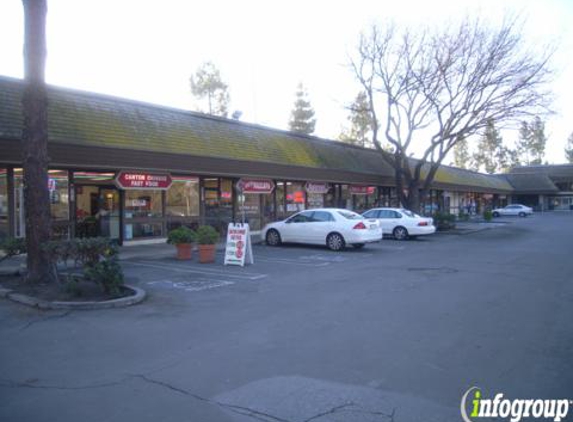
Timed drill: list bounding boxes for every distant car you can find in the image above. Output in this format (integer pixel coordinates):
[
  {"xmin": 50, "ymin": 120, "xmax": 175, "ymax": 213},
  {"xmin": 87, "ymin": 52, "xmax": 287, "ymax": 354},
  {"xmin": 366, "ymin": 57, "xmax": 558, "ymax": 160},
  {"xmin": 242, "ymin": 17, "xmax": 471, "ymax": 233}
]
[
  {"xmin": 263, "ymin": 208, "xmax": 382, "ymax": 251},
  {"xmin": 362, "ymin": 207, "xmax": 436, "ymax": 240},
  {"xmin": 492, "ymin": 204, "xmax": 533, "ymax": 218}
]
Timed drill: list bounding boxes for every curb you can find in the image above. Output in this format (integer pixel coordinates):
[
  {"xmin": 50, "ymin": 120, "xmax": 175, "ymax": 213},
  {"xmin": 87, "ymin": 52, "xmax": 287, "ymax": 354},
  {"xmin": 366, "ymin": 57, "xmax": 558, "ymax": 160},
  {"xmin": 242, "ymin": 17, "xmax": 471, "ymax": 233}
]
[
  {"xmin": 436, "ymin": 227, "xmax": 491, "ymax": 236},
  {"xmin": 0, "ymin": 284, "xmax": 146, "ymax": 310}
]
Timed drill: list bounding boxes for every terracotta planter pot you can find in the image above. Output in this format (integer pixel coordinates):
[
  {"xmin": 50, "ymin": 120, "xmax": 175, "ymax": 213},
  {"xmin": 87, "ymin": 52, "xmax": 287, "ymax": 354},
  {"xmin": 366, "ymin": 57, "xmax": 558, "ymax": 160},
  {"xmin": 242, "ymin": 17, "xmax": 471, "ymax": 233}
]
[
  {"xmin": 175, "ymin": 243, "xmax": 193, "ymax": 260},
  {"xmin": 198, "ymin": 244, "xmax": 216, "ymax": 263}
]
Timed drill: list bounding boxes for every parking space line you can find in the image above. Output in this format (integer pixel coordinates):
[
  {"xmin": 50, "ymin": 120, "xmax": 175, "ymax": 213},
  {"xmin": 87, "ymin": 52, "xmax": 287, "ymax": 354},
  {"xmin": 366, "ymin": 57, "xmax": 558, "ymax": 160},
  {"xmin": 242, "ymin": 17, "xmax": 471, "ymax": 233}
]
[
  {"xmin": 127, "ymin": 261, "xmax": 267, "ymax": 280},
  {"xmin": 254, "ymin": 257, "xmax": 330, "ymax": 267},
  {"xmin": 147, "ymin": 279, "xmax": 235, "ymax": 292}
]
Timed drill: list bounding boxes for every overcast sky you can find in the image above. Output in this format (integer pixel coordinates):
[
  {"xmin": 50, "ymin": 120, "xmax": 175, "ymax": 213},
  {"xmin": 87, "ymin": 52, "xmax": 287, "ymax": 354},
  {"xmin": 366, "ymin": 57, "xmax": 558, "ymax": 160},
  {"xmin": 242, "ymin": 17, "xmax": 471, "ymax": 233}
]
[{"xmin": 1, "ymin": 0, "xmax": 571, "ymax": 164}]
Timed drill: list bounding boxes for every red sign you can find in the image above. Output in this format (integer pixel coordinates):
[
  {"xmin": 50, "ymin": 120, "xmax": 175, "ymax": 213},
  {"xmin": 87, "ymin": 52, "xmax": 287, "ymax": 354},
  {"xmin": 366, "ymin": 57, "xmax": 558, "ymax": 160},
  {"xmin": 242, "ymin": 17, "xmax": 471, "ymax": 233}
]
[
  {"xmin": 350, "ymin": 185, "xmax": 376, "ymax": 195},
  {"xmin": 115, "ymin": 171, "xmax": 173, "ymax": 190},
  {"xmin": 236, "ymin": 178, "xmax": 275, "ymax": 194},
  {"xmin": 305, "ymin": 182, "xmax": 330, "ymax": 194}
]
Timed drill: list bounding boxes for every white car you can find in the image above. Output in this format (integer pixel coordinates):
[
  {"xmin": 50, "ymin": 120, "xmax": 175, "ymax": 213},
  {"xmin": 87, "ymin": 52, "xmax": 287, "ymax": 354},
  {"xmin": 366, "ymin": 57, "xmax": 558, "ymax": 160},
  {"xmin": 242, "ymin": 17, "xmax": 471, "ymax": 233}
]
[
  {"xmin": 362, "ymin": 207, "xmax": 436, "ymax": 240},
  {"xmin": 263, "ymin": 208, "xmax": 382, "ymax": 251},
  {"xmin": 492, "ymin": 204, "xmax": 533, "ymax": 217}
]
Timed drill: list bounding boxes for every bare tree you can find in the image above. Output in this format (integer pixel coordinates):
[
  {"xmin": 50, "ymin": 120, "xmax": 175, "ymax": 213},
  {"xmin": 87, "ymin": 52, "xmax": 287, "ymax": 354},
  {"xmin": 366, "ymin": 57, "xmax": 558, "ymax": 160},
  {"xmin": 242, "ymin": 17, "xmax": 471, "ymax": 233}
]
[
  {"xmin": 349, "ymin": 17, "xmax": 553, "ymax": 211},
  {"xmin": 21, "ymin": 0, "xmax": 56, "ymax": 283}
]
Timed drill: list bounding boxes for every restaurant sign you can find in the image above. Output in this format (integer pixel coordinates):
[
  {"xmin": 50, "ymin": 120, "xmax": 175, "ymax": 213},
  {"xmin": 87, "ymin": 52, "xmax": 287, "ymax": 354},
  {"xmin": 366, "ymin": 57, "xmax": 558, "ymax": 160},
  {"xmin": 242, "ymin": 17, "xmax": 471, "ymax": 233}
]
[
  {"xmin": 350, "ymin": 185, "xmax": 376, "ymax": 195},
  {"xmin": 236, "ymin": 178, "xmax": 275, "ymax": 194},
  {"xmin": 115, "ymin": 171, "xmax": 173, "ymax": 190},
  {"xmin": 305, "ymin": 182, "xmax": 330, "ymax": 194}
]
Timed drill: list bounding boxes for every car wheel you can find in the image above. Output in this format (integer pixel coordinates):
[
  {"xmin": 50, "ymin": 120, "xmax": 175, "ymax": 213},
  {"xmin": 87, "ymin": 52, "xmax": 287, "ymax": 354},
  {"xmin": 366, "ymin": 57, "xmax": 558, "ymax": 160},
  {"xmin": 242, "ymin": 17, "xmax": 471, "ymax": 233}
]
[
  {"xmin": 352, "ymin": 243, "xmax": 365, "ymax": 249},
  {"xmin": 518, "ymin": 212, "xmax": 526, "ymax": 217},
  {"xmin": 265, "ymin": 229, "xmax": 282, "ymax": 246},
  {"xmin": 393, "ymin": 226, "xmax": 409, "ymax": 241},
  {"xmin": 326, "ymin": 233, "xmax": 345, "ymax": 251},
  {"xmin": 492, "ymin": 212, "xmax": 500, "ymax": 218}
]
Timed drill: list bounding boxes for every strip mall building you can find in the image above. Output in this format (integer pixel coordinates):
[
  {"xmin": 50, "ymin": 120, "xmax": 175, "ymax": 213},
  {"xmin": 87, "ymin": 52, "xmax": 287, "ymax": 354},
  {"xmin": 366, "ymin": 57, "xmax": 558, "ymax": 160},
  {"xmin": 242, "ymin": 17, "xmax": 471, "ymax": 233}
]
[{"xmin": 1, "ymin": 76, "xmax": 572, "ymax": 244}]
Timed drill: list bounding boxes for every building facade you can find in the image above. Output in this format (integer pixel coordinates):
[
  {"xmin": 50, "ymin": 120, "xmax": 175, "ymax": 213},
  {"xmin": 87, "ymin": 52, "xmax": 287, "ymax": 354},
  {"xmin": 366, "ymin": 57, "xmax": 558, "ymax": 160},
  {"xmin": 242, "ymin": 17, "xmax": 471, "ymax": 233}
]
[{"xmin": 0, "ymin": 76, "xmax": 567, "ymax": 244}]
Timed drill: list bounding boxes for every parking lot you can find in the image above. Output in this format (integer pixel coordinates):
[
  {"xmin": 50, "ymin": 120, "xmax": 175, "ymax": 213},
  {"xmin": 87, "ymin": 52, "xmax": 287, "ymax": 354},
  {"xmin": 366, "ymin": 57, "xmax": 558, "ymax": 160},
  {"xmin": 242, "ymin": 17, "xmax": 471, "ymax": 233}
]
[
  {"xmin": 1, "ymin": 213, "xmax": 572, "ymax": 422},
  {"xmin": 122, "ymin": 239, "xmax": 411, "ymax": 296}
]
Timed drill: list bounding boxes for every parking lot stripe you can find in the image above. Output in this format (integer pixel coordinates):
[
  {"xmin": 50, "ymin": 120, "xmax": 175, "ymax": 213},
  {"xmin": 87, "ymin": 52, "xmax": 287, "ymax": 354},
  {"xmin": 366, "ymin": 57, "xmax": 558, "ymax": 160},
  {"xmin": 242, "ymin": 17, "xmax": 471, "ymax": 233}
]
[
  {"xmin": 147, "ymin": 279, "xmax": 235, "ymax": 292},
  {"xmin": 254, "ymin": 257, "xmax": 330, "ymax": 267},
  {"xmin": 127, "ymin": 261, "xmax": 267, "ymax": 280}
]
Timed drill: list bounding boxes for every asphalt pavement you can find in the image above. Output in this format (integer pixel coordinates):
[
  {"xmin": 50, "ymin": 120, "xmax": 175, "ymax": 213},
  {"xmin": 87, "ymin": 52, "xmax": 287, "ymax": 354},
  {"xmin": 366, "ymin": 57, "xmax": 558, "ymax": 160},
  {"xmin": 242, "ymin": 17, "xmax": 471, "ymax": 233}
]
[{"xmin": 1, "ymin": 213, "xmax": 572, "ymax": 422}]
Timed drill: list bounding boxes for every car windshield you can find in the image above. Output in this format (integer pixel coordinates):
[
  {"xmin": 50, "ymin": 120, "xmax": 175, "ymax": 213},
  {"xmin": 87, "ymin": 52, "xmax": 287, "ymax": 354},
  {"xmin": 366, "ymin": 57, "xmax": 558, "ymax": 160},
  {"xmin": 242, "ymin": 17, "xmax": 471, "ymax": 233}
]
[
  {"xmin": 337, "ymin": 210, "xmax": 362, "ymax": 220},
  {"xmin": 401, "ymin": 209, "xmax": 420, "ymax": 218}
]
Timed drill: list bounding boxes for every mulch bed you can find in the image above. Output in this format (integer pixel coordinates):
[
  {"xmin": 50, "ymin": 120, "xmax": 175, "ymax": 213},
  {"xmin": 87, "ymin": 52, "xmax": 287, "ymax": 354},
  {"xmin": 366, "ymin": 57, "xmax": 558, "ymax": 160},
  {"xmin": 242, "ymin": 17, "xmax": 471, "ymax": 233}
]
[{"xmin": 0, "ymin": 274, "xmax": 130, "ymax": 302}]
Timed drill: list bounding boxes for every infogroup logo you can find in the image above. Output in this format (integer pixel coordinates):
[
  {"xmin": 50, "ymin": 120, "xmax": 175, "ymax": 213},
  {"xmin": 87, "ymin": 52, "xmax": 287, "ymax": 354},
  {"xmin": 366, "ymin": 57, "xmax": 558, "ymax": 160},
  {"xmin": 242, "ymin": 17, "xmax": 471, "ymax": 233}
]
[{"xmin": 461, "ymin": 387, "xmax": 572, "ymax": 422}]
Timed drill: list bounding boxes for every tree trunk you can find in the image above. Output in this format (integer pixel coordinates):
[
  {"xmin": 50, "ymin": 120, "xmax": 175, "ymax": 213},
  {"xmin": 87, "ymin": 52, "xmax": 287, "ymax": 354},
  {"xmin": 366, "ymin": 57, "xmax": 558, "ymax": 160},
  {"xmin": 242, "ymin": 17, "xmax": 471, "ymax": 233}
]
[
  {"xmin": 21, "ymin": 0, "xmax": 55, "ymax": 283},
  {"xmin": 403, "ymin": 182, "xmax": 428, "ymax": 214}
]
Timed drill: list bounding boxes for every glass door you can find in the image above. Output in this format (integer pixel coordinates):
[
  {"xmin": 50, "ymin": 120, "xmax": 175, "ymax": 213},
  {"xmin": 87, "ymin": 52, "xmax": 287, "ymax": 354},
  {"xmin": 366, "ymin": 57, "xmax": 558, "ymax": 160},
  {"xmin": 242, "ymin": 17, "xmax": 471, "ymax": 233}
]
[{"xmin": 98, "ymin": 188, "xmax": 120, "ymax": 240}]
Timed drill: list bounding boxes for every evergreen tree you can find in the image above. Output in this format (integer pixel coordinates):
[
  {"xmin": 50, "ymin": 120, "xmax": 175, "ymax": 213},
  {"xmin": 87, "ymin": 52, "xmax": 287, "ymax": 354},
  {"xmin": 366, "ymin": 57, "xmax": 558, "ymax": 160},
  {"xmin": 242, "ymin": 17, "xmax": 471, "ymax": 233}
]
[
  {"xmin": 517, "ymin": 117, "xmax": 547, "ymax": 165},
  {"xmin": 339, "ymin": 91, "xmax": 374, "ymax": 148},
  {"xmin": 453, "ymin": 136, "xmax": 471, "ymax": 169},
  {"xmin": 472, "ymin": 119, "xmax": 511, "ymax": 173},
  {"xmin": 190, "ymin": 62, "xmax": 230, "ymax": 117},
  {"xmin": 565, "ymin": 132, "xmax": 573, "ymax": 164},
  {"xmin": 288, "ymin": 83, "xmax": 316, "ymax": 135},
  {"xmin": 529, "ymin": 116, "xmax": 547, "ymax": 165}
]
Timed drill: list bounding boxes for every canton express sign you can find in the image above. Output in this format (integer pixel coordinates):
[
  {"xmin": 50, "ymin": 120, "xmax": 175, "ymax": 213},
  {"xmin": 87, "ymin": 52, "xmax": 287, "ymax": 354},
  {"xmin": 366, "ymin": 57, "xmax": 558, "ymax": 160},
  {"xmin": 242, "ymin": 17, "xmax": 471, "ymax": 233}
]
[{"xmin": 115, "ymin": 171, "xmax": 173, "ymax": 190}]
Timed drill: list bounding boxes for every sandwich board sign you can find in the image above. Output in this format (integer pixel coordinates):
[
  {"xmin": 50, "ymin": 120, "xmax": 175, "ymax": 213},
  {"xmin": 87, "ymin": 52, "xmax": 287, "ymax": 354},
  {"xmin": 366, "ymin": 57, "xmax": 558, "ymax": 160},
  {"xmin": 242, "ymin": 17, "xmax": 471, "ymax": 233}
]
[{"xmin": 224, "ymin": 223, "xmax": 254, "ymax": 266}]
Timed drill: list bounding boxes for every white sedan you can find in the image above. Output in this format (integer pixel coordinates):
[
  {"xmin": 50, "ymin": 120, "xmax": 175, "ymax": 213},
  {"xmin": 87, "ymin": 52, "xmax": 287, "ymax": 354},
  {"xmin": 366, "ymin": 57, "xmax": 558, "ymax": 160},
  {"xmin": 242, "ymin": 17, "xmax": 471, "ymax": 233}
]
[
  {"xmin": 263, "ymin": 208, "xmax": 382, "ymax": 251},
  {"xmin": 492, "ymin": 204, "xmax": 533, "ymax": 217},
  {"xmin": 362, "ymin": 207, "xmax": 436, "ymax": 240}
]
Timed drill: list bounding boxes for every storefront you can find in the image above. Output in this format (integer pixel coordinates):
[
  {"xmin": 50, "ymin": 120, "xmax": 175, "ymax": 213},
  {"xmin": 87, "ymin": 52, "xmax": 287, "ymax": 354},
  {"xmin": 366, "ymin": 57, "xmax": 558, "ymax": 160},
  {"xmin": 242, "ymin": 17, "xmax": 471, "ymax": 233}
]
[
  {"xmin": 0, "ymin": 75, "xmax": 518, "ymax": 244},
  {"xmin": 0, "ymin": 166, "xmax": 397, "ymax": 244}
]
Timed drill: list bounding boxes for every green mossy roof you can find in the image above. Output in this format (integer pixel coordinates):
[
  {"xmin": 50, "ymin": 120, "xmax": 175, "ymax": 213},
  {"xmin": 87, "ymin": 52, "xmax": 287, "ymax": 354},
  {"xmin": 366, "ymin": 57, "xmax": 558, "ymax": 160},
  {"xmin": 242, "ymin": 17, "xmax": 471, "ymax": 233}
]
[{"xmin": 0, "ymin": 75, "xmax": 513, "ymax": 192}]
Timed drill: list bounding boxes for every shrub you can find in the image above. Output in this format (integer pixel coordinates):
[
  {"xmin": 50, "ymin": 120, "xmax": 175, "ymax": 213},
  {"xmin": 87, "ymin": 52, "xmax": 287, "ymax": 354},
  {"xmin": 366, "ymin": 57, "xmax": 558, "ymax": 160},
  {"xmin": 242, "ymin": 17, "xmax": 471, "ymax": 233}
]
[
  {"xmin": 84, "ymin": 258, "xmax": 124, "ymax": 296},
  {"xmin": 432, "ymin": 212, "xmax": 457, "ymax": 230},
  {"xmin": 196, "ymin": 225, "xmax": 219, "ymax": 245},
  {"xmin": 0, "ymin": 237, "xmax": 26, "ymax": 262},
  {"xmin": 483, "ymin": 210, "xmax": 493, "ymax": 222},
  {"xmin": 457, "ymin": 212, "xmax": 470, "ymax": 222},
  {"xmin": 167, "ymin": 226, "xmax": 196, "ymax": 245},
  {"xmin": 43, "ymin": 237, "xmax": 117, "ymax": 269},
  {"xmin": 42, "ymin": 237, "xmax": 124, "ymax": 295}
]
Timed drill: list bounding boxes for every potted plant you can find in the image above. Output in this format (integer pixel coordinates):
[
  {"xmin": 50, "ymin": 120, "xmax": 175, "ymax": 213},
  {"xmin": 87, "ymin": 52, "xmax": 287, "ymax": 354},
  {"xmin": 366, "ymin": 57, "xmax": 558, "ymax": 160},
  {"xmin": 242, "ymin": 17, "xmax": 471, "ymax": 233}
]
[
  {"xmin": 196, "ymin": 225, "xmax": 220, "ymax": 263},
  {"xmin": 167, "ymin": 226, "xmax": 196, "ymax": 260}
]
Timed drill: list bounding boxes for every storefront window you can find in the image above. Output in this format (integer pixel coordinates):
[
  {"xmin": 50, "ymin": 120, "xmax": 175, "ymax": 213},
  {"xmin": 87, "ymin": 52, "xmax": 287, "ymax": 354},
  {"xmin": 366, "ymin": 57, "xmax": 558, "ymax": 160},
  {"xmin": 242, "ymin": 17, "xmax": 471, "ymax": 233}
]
[
  {"xmin": 275, "ymin": 182, "xmax": 286, "ymax": 218},
  {"xmin": 354, "ymin": 194, "xmax": 368, "ymax": 212},
  {"xmin": 286, "ymin": 182, "xmax": 305, "ymax": 213},
  {"xmin": 123, "ymin": 189, "xmax": 163, "ymax": 240},
  {"xmin": 74, "ymin": 172, "xmax": 118, "ymax": 239},
  {"xmin": 48, "ymin": 170, "xmax": 70, "ymax": 221},
  {"xmin": 13, "ymin": 169, "xmax": 24, "ymax": 237},
  {"xmin": 339, "ymin": 185, "xmax": 351, "ymax": 209},
  {"xmin": 379, "ymin": 187, "xmax": 391, "ymax": 207},
  {"xmin": 203, "ymin": 178, "xmax": 234, "ymax": 232},
  {"xmin": 166, "ymin": 176, "xmax": 199, "ymax": 217},
  {"xmin": 12, "ymin": 169, "xmax": 70, "ymax": 238},
  {"xmin": 324, "ymin": 184, "xmax": 336, "ymax": 208},
  {"xmin": 125, "ymin": 222, "xmax": 163, "ymax": 239},
  {"xmin": 124, "ymin": 190, "xmax": 163, "ymax": 218},
  {"xmin": 0, "ymin": 169, "xmax": 8, "ymax": 238},
  {"xmin": 239, "ymin": 194, "xmax": 262, "ymax": 230}
]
